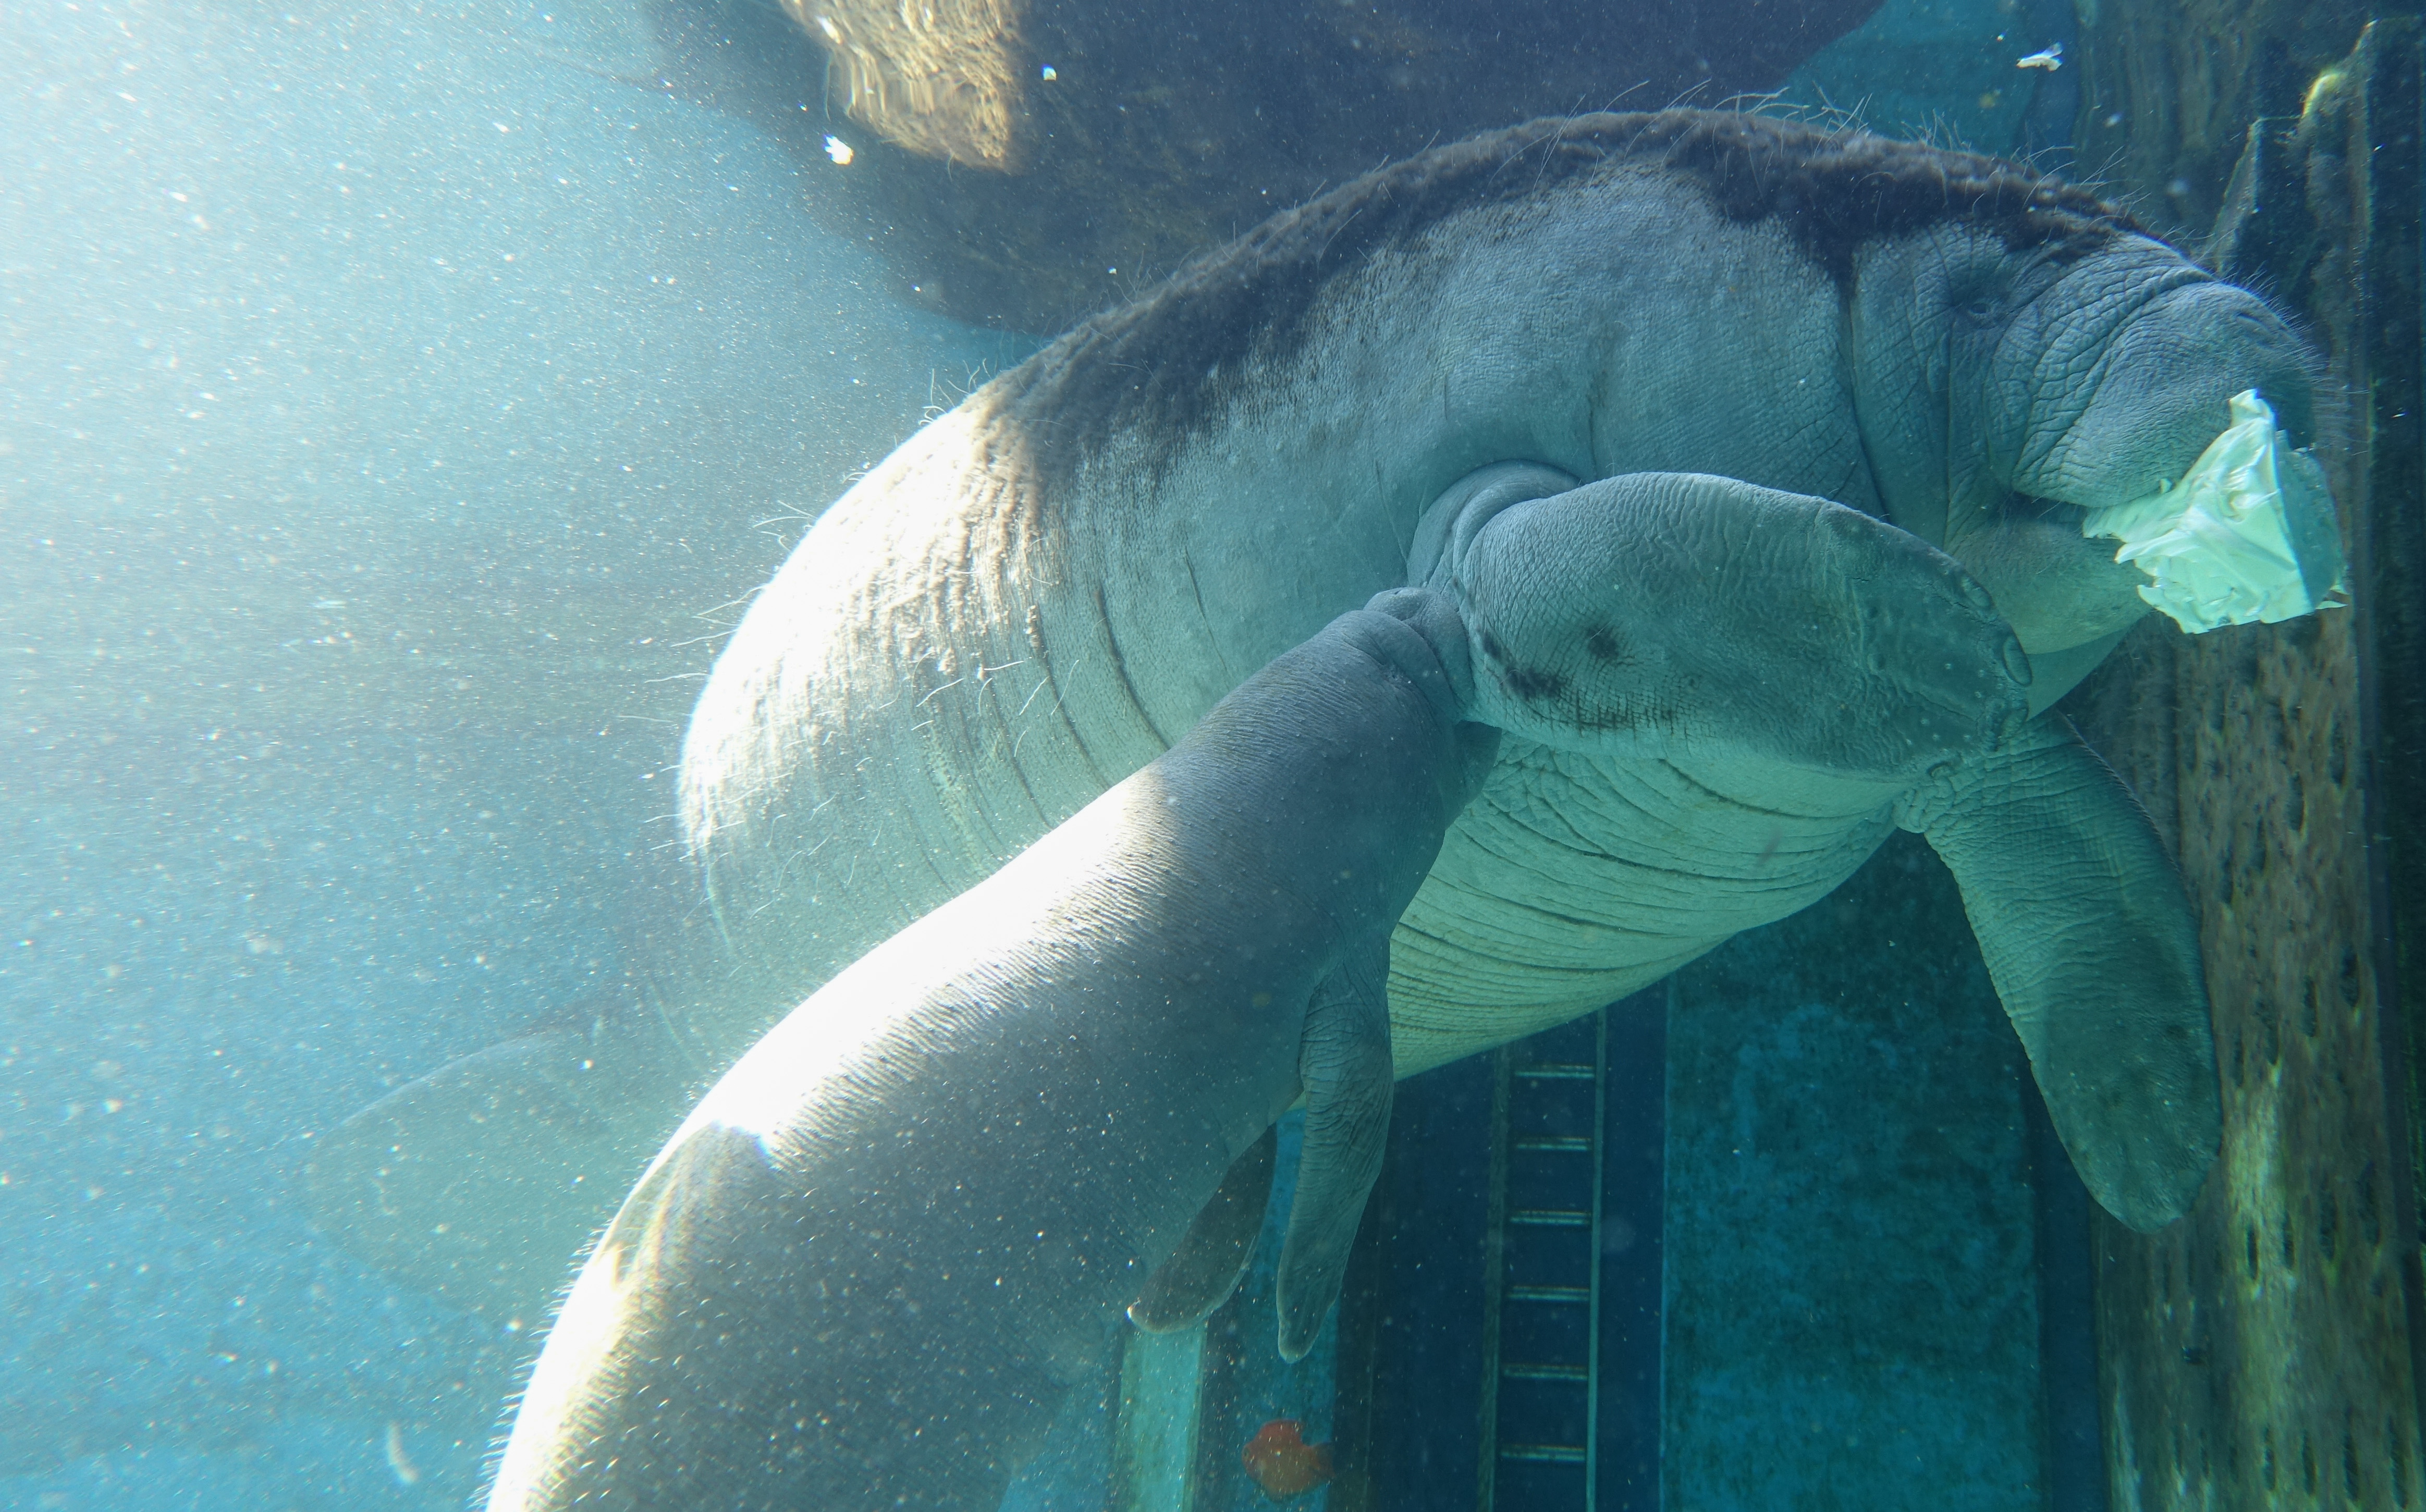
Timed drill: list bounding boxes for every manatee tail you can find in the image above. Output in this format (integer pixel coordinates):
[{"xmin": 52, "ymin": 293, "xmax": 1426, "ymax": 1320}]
[
  {"xmin": 299, "ymin": 1011, "xmax": 695, "ymax": 1319},
  {"xmin": 1906, "ymin": 716, "xmax": 2221, "ymax": 1232}
]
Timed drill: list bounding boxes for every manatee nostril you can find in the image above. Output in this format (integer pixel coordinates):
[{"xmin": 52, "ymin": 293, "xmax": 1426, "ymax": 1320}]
[
  {"xmin": 1999, "ymin": 635, "xmax": 2032, "ymax": 685},
  {"xmin": 1958, "ymin": 576, "xmax": 1997, "ymax": 615}
]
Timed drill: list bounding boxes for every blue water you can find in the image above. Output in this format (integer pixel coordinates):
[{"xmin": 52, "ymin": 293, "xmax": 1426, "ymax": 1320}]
[
  {"xmin": 1778, "ymin": 0, "xmax": 2079, "ymax": 162},
  {"xmin": 3, "ymin": 1, "xmax": 1022, "ymax": 1504}
]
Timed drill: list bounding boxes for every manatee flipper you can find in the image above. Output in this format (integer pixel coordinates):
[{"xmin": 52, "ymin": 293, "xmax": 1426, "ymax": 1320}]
[
  {"xmin": 1428, "ymin": 470, "xmax": 2033, "ymax": 784},
  {"xmin": 1901, "ymin": 717, "xmax": 2221, "ymax": 1231},
  {"xmin": 1127, "ymin": 1125, "xmax": 1277, "ymax": 1331},
  {"xmin": 300, "ymin": 1016, "xmax": 685, "ymax": 1317},
  {"xmin": 1276, "ymin": 935, "xmax": 1394, "ymax": 1362}
]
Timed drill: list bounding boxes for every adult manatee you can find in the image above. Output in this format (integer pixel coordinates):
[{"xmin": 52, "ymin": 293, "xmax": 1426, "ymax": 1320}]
[
  {"xmin": 311, "ymin": 108, "xmax": 2312, "ymax": 1310},
  {"xmin": 485, "ymin": 495, "xmax": 2020, "ymax": 1509}
]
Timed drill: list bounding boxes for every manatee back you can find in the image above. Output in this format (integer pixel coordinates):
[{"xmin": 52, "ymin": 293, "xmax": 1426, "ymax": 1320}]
[{"xmin": 673, "ymin": 120, "xmax": 1863, "ymax": 1072}]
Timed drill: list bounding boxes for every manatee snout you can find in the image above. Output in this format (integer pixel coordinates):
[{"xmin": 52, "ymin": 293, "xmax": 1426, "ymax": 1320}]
[
  {"xmin": 1358, "ymin": 585, "xmax": 1481, "ymax": 719},
  {"xmin": 1951, "ymin": 278, "xmax": 2324, "ymax": 657},
  {"xmin": 2017, "ymin": 280, "xmax": 2320, "ymax": 510},
  {"xmin": 1326, "ymin": 590, "xmax": 1502, "ymax": 814},
  {"xmin": 1420, "ymin": 470, "xmax": 2029, "ymax": 783}
]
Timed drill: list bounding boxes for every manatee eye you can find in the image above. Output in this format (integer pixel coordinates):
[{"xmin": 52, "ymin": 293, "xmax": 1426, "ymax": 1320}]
[{"xmin": 1958, "ymin": 294, "xmax": 2000, "ymax": 324}]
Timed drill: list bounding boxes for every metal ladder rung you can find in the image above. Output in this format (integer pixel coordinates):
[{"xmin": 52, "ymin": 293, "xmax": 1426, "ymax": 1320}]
[
  {"xmin": 1501, "ymin": 1361, "xmax": 1590, "ymax": 1382},
  {"xmin": 1500, "ymin": 1443, "xmax": 1590, "ymax": 1464},
  {"xmin": 1506, "ymin": 1284, "xmax": 1592, "ymax": 1305},
  {"xmin": 1508, "ymin": 1208, "xmax": 1591, "ymax": 1227},
  {"xmin": 1480, "ymin": 1015, "xmax": 1610, "ymax": 1507}
]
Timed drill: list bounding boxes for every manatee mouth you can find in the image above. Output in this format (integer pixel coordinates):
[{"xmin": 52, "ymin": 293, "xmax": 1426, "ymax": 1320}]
[
  {"xmin": 1946, "ymin": 490, "xmax": 2149, "ymax": 657},
  {"xmin": 2015, "ymin": 494, "xmax": 2089, "ymax": 530},
  {"xmin": 1947, "ymin": 489, "xmax": 2087, "ymax": 546}
]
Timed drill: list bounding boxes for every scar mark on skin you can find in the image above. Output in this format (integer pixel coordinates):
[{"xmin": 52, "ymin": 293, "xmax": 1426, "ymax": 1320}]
[
  {"xmin": 1025, "ymin": 603, "xmax": 1111, "ymax": 788},
  {"xmin": 1476, "ymin": 627, "xmax": 1566, "ymax": 699},
  {"xmin": 1501, "ymin": 664, "xmax": 1569, "ymax": 702},
  {"xmin": 1096, "ymin": 585, "xmax": 1178, "ymax": 748}
]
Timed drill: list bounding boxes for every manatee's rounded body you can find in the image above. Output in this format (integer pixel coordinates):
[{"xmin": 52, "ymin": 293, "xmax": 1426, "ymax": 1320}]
[
  {"xmin": 485, "ymin": 605, "xmax": 1491, "ymax": 1511},
  {"xmin": 674, "ymin": 112, "xmax": 2304, "ymax": 1080}
]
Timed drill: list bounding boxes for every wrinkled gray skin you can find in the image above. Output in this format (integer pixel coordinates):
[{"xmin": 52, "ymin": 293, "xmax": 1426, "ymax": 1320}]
[
  {"xmin": 1859, "ymin": 226, "xmax": 2317, "ymax": 663},
  {"xmin": 313, "ymin": 115, "xmax": 2313, "ymax": 1318},
  {"xmin": 1429, "ymin": 471, "xmax": 2214, "ymax": 1225},
  {"xmin": 485, "ymin": 593, "xmax": 1501, "ymax": 1511}
]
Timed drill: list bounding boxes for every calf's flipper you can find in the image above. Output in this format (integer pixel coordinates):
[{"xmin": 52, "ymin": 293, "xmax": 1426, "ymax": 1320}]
[
  {"xmin": 1275, "ymin": 935, "xmax": 1395, "ymax": 1362},
  {"xmin": 1128, "ymin": 1125, "xmax": 1278, "ymax": 1332}
]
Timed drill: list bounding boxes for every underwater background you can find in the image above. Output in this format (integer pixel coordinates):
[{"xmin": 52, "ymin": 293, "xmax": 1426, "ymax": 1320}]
[
  {"xmin": 7, "ymin": 0, "xmax": 2417, "ymax": 1508},
  {"xmin": 3, "ymin": 1, "xmax": 1026, "ymax": 1503}
]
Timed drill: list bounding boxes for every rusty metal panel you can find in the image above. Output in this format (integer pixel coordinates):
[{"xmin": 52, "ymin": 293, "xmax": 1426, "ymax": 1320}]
[
  {"xmin": 2355, "ymin": 16, "xmax": 2426, "ymax": 1444},
  {"xmin": 2094, "ymin": 608, "xmax": 2421, "ymax": 1509},
  {"xmin": 2067, "ymin": 19, "xmax": 2426, "ymax": 1510}
]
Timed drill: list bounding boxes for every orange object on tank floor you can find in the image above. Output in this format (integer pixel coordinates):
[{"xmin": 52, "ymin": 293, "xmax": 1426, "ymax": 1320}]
[{"xmin": 1241, "ymin": 1418, "xmax": 1334, "ymax": 1500}]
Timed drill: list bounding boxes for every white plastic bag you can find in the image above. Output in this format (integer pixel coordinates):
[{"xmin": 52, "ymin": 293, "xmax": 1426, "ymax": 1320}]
[{"xmin": 2079, "ymin": 389, "xmax": 2349, "ymax": 634}]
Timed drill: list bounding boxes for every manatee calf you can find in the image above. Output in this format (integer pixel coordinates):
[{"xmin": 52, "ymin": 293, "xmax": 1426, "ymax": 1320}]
[
  {"xmin": 313, "ymin": 109, "xmax": 2319, "ymax": 1311},
  {"xmin": 483, "ymin": 591, "xmax": 1498, "ymax": 1511},
  {"xmin": 487, "ymin": 473, "xmax": 2028, "ymax": 1508}
]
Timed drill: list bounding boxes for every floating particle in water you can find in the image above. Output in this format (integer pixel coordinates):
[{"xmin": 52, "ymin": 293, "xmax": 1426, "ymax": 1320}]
[
  {"xmin": 385, "ymin": 1421, "xmax": 421, "ymax": 1486},
  {"xmin": 825, "ymin": 135, "xmax": 855, "ymax": 166},
  {"xmin": 1040, "ymin": 64, "xmax": 1057, "ymax": 80},
  {"xmin": 2016, "ymin": 42, "xmax": 2062, "ymax": 70}
]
